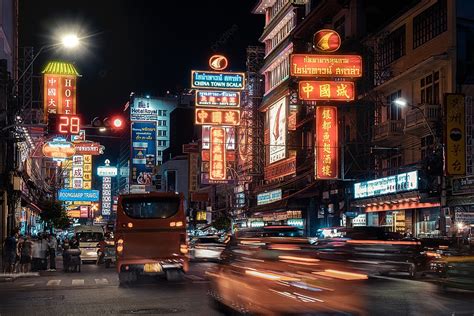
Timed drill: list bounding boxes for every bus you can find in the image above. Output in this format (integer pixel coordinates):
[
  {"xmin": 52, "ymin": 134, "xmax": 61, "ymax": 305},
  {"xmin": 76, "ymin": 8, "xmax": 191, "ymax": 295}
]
[
  {"xmin": 115, "ymin": 192, "xmax": 188, "ymax": 284},
  {"xmin": 74, "ymin": 225, "xmax": 105, "ymax": 263}
]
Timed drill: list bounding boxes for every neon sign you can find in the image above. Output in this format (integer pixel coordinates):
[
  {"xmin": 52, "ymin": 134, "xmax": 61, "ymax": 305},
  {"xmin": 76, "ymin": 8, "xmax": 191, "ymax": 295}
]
[
  {"xmin": 209, "ymin": 55, "xmax": 228, "ymax": 71},
  {"xmin": 299, "ymin": 81, "xmax": 355, "ymax": 101},
  {"xmin": 42, "ymin": 141, "xmax": 76, "ymax": 158},
  {"xmin": 195, "ymin": 108, "xmax": 240, "ymax": 126},
  {"xmin": 209, "ymin": 127, "xmax": 226, "ymax": 181},
  {"xmin": 315, "ymin": 106, "xmax": 338, "ymax": 179},
  {"xmin": 195, "ymin": 90, "xmax": 240, "ymax": 107},
  {"xmin": 313, "ymin": 29, "xmax": 341, "ymax": 52},
  {"xmin": 290, "ymin": 54, "xmax": 362, "ymax": 78},
  {"xmin": 58, "ymin": 114, "xmax": 81, "ymax": 134},
  {"xmin": 191, "ymin": 70, "xmax": 245, "ymax": 90}
]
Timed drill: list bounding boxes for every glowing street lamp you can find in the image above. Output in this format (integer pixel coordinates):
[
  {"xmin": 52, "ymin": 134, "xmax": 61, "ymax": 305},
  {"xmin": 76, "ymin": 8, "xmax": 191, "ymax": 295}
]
[{"xmin": 61, "ymin": 34, "xmax": 80, "ymax": 49}]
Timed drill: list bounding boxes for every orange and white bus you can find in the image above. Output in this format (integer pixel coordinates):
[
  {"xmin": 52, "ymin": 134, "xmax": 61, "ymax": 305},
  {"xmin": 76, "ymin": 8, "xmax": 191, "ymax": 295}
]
[{"xmin": 115, "ymin": 192, "xmax": 188, "ymax": 284}]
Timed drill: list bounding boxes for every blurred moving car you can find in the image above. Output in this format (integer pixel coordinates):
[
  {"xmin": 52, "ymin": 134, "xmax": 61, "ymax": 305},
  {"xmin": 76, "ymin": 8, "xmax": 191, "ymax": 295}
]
[
  {"xmin": 312, "ymin": 226, "xmax": 436, "ymax": 277},
  {"xmin": 189, "ymin": 235, "xmax": 226, "ymax": 261},
  {"xmin": 208, "ymin": 226, "xmax": 367, "ymax": 315}
]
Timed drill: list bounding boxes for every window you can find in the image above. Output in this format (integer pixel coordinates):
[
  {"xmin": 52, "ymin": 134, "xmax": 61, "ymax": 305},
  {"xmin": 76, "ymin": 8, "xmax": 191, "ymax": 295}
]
[
  {"xmin": 265, "ymin": 55, "xmax": 290, "ymax": 93},
  {"xmin": 158, "ymin": 140, "xmax": 167, "ymax": 147},
  {"xmin": 420, "ymin": 71, "xmax": 440, "ymax": 104},
  {"xmin": 157, "ymin": 130, "xmax": 167, "ymax": 137},
  {"xmin": 379, "ymin": 25, "xmax": 406, "ymax": 67},
  {"xmin": 162, "ymin": 110, "xmax": 167, "ymax": 116},
  {"xmin": 162, "ymin": 120, "xmax": 167, "ymax": 127},
  {"xmin": 387, "ymin": 90, "xmax": 402, "ymax": 120},
  {"xmin": 122, "ymin": 197, "xmax": 179, "ymax": 219},
  {"xmin": 421, "ymin": 135, "xmax": 435, "ymax": 160},
  {"xmin": 157, "ymin": 150, "xmax": 162, "ymax": 157},
  {"xmin": 413, "ymin": 0, "xmax": 447, "ymax": 49},
  {"xmin": 266, "ymin": 14, "xmax": 295, "ymax": 55}
]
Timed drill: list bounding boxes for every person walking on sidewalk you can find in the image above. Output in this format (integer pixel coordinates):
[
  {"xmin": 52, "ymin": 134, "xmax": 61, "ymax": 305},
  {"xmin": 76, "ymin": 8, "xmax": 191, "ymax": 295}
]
[
  {"xmin": 19, "ymin": 236, "xmax": 32, "ymax": 273},
  {"xmin": 3, "ymin": 230, "xmax": 18, "ymax": 273},
  {"xmin": 47, "ymin": 234, "xmax": 57, "ymax": 271}
]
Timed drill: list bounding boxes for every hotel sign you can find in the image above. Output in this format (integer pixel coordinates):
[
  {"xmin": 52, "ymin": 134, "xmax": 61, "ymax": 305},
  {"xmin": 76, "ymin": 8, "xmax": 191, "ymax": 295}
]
[
  {"xmin": 354, "ymin": 170, "xmax": 418, "ymax": 199},
  {"xmin": 196, "ymin": 90, "xmax": 240, "ymax": 107},
  {"xmin": 257, "ymin": 189, "xmax": 282, "ymax": 205},
  {"xmin": 195, "ymin": 108, "xmax": 240, "ymax": 126},
  {"xmin": 191, "ymin": 71, "xmax": 245, "ymax": 90},
  {"xmin": 299, "ymin": 81, "xmax": 355, "ymax": 101},
  {"xmin": 290, "ymin": 54, "xmax": 362, "ymax": 78},
  {"xmin": 315, "ymin": 106, "xmax": 338, "ymax": 179}
]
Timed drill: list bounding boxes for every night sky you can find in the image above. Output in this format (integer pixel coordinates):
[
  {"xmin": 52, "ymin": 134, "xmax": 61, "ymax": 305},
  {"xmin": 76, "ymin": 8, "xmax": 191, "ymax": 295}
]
[
  {"xmin": 20, "ymin": 1, "xmax": 263, "ymax": 166},
  {"xmin": 20, "ymin": 0, "xmax": 263, "ymax": 120}
]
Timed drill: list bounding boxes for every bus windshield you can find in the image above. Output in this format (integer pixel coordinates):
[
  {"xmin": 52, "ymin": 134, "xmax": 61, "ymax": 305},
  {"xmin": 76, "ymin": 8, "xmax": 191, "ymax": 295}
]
[{"xmin": 122, "ymin": 197, "xmax": 180, "ymax": 219}]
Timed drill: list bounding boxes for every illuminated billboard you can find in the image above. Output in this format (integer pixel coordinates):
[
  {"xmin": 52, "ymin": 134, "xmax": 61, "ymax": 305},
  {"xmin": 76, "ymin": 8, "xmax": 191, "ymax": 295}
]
[
  {"xmin": 73, "ymin": 142, "xmax": 102, "ymax": 155},
  {"xmin": 209, "ymin": 127, "xmax": 226, "ymax": 181},
  {"xmin": 299, "ymin": 81, "xmax": 355, "ymax": 101},
  {"xmin": 58, "ymin": 189, "xmax": 100, "ymax": 202},
  {"xmin": 354, "ymin": 171, "xmax": 418, "ymax": 199},
  {"xmin": 191, "ymin": 70, "xmax": 245, "ymax": 90},
  {"xmin": 195, "ymin": 90, "xmax": 240, "ymax": 107},
  {"xmin": 42, "ymin": 61, "xmax": 79, "ymax": 120},
  {"xmin": 315, "ymin": 106, "xmax": 338, "ymax": 179},
  {"xmin": 268, "ymin": 97, "xmax": 287, "ymax": 164},
  {"xmin": 42, "ymin": 140, "xmax": 76, "ymax": 158},
  {"xmin": 202, "ymin": 125, "xmax": 235, "ymax": 150},
  {"xmin": 195, "ymin": 108, "xmax": 240, "ymax": 126},
  {"xmin": 290, "ymin": 54, "xmax": 362, "ymax": 78},
  {"xmin": 130, "ymin": 97, "xmax": 177, "ymax": 122},
  {"xmin": 131, "ymin": 121, "xmax": 156, "ymax": 185},
  {"xmin": 313, "ymin": 29, "xmax": 341, "ymax": 52}
]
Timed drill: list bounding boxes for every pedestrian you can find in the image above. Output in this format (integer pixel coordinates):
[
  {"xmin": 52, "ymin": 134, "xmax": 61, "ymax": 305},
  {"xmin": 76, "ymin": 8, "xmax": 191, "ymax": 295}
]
[
  {"xmin": 31, "ymin": 236, "xmax": 41, "ymax": 271},
  {"xmin": 96, "ymin": 236, "xmax": 107, "ymax": 265},
  {"xmin": 19, "ymin": 236, "xmax": 32, "ymax": 273},
  {"xmin": 3, "ymin": 230, "xmax": 19, "ymax": 273},
  {"xmin": 47, "ymin": 234, "xmax": 57, "ymax": 271},
  {"xmin": 39, "ymin": 234, "xmax": 49, "ymax": 270}
]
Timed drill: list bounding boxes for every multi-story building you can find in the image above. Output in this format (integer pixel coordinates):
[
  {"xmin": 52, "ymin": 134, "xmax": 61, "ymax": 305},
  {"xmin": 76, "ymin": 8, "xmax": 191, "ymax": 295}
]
[
  {"xmin": 249, "ymin": 0, "xmax": 416, "ymax": 235},
  {"xmin": 352, "ymin": 0, "xmax": 474, "ymax": 237}
]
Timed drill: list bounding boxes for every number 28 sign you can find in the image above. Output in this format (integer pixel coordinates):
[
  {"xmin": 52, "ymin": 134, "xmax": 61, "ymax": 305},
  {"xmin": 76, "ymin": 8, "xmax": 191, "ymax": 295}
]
[{"xmin": 49, "ymin": 114, "xmax": 81, "ymax": 135}]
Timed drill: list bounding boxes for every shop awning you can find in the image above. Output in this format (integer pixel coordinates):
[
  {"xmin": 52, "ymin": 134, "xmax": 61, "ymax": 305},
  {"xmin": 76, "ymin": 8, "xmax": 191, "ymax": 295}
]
[{"xmin": 21, "ymin": 194, "xmax": 43, "ymax": 214}]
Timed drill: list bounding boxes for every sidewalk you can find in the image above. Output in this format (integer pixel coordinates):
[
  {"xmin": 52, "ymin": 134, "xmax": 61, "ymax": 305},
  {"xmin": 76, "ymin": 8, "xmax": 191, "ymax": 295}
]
[{"xmin": 0, "ymin": 256, "xmax": 62, "ymax": 282}]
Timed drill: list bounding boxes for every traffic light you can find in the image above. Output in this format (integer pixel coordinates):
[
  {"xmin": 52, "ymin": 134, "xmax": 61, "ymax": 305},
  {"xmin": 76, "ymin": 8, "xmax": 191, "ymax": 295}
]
[{"xmin": 91, "ymin": 116, "xmax": 125, "ymax": 131}]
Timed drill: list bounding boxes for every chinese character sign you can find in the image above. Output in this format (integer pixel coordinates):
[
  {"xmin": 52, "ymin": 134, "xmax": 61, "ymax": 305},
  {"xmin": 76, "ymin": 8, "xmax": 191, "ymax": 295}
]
[
  {"xmin": 102, "ymin": 176, "xmax": 112, "ymax": 216},
  {"xmin": 43, "ymin": 74, "xmax": 77, "ymax": 121},
  {"xmin": 209, "ymin": 127, "xmax": 226, "ymax": 181},
  {"xmin": 268, "ymin": 97, "xmax": 287, "ymax": 164},
  {"xmin": 445, "ymin": 94, "xmax": 466, "ymax": 175},
  {"xmin": 315, "ymin": 106, "xmax": 338, "ymax": 179},
  {"xmin": 195, "ymin": 108, "xmax": 240, "ymax": 126},
  {"xmin": 299, "ymin": 81, "xmax": 355, "ymax": 101}
]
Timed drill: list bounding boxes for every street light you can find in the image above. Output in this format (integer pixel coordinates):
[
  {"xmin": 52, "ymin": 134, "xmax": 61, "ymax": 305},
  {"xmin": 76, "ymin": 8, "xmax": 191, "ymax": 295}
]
[
  {"xmin": 394, "ymin": 98, "xmax": 437, "ymax": 144},
  {"xmin": 61, "ymin": 34, "xmax": 80, "ymax": 49}
]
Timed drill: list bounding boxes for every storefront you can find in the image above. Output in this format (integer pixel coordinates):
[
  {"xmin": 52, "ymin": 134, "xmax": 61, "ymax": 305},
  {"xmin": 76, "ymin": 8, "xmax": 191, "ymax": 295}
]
[
  {"xmin": 352, "ymin": 171, "xmax": 441, "ymax": 237},
  {"xmin": 448, "ymin": 176, "xmax": 474, "ymax": 237}
]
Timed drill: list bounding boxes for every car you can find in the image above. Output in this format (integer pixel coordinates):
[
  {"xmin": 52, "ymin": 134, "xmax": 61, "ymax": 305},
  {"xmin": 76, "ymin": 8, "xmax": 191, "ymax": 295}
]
[
  {"xmin": 189, "ymin": 235, "xmax": 226, "ymax": 261},
  {"xmin": 208, "ymin": 226, "xmax": 366, "ymax": 315}
]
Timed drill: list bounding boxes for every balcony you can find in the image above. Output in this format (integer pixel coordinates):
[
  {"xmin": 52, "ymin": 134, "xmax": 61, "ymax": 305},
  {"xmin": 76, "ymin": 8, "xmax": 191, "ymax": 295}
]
[
  {"xmin": 372, "ymin": 120, "xmax": 404, "ymax": 144},
  {"xmin": 404, "ymin": 104, "xmax": 441, "ymax": 136}
]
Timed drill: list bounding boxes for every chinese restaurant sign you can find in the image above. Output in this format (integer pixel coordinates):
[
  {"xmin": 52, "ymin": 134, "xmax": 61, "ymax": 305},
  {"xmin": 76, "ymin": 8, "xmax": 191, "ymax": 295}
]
[
  {"xmin": 209, "ymin": 127, "xmax": 226, "ymax": 181},
  {"xmin": 290, "ymin": 54, "xmax": 362, "ymax": 78},
  {"xmin": 299, "ymin": 81, "xmax": 355, "ymax": 101},
  {"xmin": 445, "ymin": 94, "xmax": 466, "ymax": 175},
  {"xmin": 313, "ymin": 29, "xmax": 341, "ymax": 52},
  {"xmin": 195, "ymin": 108, "xmax": 240, "ymax": 126},
  {"xmin": 131, "ymin": 122, "xmax": 156, "ymax": 185},
  {"xmin": 315, "ymin": 106, "xmax": 338, "ymax": 179},
  {"xmin": 191, "ymin": 71, "xmax": 245, "ymax": 90},
  {"xmin": 196, "ymin": 90, "xmax": 240, "ymax": 107}
]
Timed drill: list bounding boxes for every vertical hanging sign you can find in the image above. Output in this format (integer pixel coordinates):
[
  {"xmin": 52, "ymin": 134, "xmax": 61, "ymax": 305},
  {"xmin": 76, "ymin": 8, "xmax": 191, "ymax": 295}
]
[
  {"xmin": 209, "ymin": 127, "xmax": 226, "ymax": 181},
  {"xmin": 445, "ymin": 94, "xmax": 466, "ymax": 175},
  {"xmin": 315, "ymin": 106, "xmax": 338, "ymax": 179},
  {"xmin": 44, "ymin": 74, "xmax": 60, "ymax": 118}
]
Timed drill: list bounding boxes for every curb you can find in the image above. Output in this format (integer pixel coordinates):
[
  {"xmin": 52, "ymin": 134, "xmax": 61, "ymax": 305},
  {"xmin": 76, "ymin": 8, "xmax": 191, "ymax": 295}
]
[{"xmin": 0, "ymin": 272, "xmax": 40, "ymax": 282}]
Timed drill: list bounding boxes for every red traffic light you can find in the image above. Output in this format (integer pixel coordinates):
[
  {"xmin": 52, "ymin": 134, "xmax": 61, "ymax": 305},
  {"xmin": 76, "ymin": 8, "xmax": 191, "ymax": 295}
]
[{"xmin": 112, "ymin": 117, "xmax": 123, "ymax": 128}]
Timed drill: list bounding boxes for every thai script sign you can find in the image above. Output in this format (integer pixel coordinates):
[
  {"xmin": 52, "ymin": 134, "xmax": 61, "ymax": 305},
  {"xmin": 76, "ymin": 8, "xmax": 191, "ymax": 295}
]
[
  {"xmin": 290, "ymin": 54, "xmax": 362, "ymax": 77},
  {"xmin": 195, "ymin": 90, "xmax": 240, "ymax": 107},
  {"xmin": 191, "ymin": 71, "xmax": 245, "ymax": 90}
]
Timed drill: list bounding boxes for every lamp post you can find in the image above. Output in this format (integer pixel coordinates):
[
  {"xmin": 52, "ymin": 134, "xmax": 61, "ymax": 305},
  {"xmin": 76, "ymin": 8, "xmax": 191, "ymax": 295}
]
[{"xmin": 394, "ymin": 98, "xmax": 447, "ymax": 236}]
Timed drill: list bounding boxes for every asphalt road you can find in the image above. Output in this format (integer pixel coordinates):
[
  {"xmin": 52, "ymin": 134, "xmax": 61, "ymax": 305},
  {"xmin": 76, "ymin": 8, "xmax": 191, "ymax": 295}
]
[{"xmin": 1, "ymin": 260, "xmax": 473, "ymax": 316}]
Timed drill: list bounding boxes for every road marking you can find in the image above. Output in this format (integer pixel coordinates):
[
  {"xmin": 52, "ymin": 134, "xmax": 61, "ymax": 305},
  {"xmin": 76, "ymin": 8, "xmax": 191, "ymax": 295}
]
[
  {"xmin": 185, "ymin": 274, "xmax": 204, "ymax": 281},
  {"xmin": 71, "ymin": 279, "xmax": 84, "ymax": 286},
  {"xmin": 47, "ymin": 280, "xmax": 61, "ymax": 286},
  {"xmin": 21, "ymin": 283, "xmax": 35, "ymax": 287},
  {"xmin": 94, "ymin": 278, "xmax": 108, "ymax": 285}
]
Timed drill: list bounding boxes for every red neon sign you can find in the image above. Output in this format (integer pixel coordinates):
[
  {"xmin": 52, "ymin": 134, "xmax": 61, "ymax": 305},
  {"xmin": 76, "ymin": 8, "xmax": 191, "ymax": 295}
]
[
  {"xmin": 58, "ymin": 114, "xmax": 81, "ymax": 134},
  {"xmin": 290, "ymin": 54, "xmax": 362, "ymax": 78},
  {"xmin": 43, "ymin": 74, "xmax": 77, "ymax": 121},
  {"xmin": 195, "ymin": 108, "xmax": 240, "ymax": 126},
  {"xmin": 299, "ymin": 81, "xmax": 355, "ymax": 101},
  {"xmin": 209, "ymin": 127, "xmax": 226, "ymax": 181},
  {"xmin": 313, "ymin": 29, "xmax": 341, "ymax": 52},
  {"xmin": 315, "ymin": 106, "xmax": 338, "ymax": 179}
]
